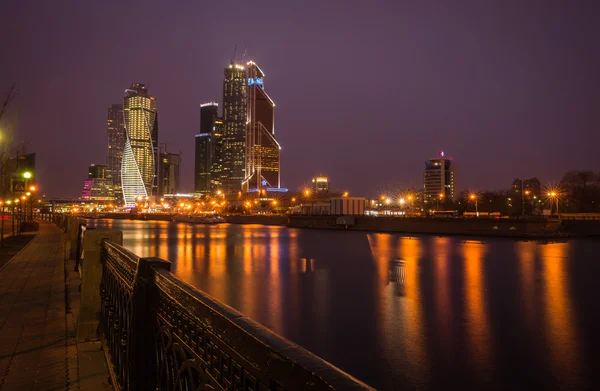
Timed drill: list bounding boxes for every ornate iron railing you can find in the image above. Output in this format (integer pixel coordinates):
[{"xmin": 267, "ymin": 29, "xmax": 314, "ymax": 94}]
[{"xmin": 99, "ymin": 240, "xmax": 372, "ymax": 391}]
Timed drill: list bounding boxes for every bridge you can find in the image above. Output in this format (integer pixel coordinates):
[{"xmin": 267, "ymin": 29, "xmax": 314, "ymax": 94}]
[{"xmin": 49, "ymin": 214, "xmax": 372, "ymax": 390}]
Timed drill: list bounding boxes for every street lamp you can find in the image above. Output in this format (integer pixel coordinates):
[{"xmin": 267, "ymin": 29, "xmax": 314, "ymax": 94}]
[
  {"xmin": 547, "ymin": 191, "xmax": 559, "ymax": 214},
  {"xmin": 469, "ymin": 194, "xmax": 479, "ymax": 216}
]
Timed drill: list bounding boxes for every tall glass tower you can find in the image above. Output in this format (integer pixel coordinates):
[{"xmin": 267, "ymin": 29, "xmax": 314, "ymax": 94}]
[
  {"xmin": 222, "ymin": 62, "xmax": 247, "ymax": 193},
  {"xmin": 107, "ymin": 103, "xmax": 125, "ymax": 202},
  {"xmin": 243, "ymin": 61, "xmax": 280, "ymax": 191},
  {"xmin": 121, "ymin": 83, "xmax": 158, "ymax": 205}
]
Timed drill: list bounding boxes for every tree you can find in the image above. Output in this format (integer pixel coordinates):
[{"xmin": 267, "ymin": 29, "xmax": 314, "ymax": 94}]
[{"xmin": 560, "ymin": 171, "xmax": 600, "ymax": 213}]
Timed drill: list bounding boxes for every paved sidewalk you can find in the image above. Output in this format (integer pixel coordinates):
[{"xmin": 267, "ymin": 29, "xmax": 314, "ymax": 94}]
[{"xmin": 0, "ymin": 222, "xmax": 110, "ymax": 390}]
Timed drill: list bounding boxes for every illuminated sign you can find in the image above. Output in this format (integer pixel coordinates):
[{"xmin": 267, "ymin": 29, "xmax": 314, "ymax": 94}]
[{"xmin": 248, "ymin": 78, "xmax": 264, "ymax": 87}]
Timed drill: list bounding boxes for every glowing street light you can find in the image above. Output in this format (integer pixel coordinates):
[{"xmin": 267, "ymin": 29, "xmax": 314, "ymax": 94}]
[
  {"xmin": 385, "ymin": 198, "xmax": 391, "ymax": 205},
  {"xmin": 29, "ymin": 185, "xmax": 36, "ymax": 192},
  {"xmin": 23, "ymin": 172, "xmax": 32, "ymax": 179},
  {"xmin": 469, "ymin": 193, "xmax": 479, "ymax": 216}
]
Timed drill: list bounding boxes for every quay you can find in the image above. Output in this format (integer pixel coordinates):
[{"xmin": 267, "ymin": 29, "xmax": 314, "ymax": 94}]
[
  {"xmin": 80, "ymin": 212, "xmax": 600, "ymax": 238},
  {"xmin": 0, "ymin": 216, "xmax": 372, "ymax": 390}
]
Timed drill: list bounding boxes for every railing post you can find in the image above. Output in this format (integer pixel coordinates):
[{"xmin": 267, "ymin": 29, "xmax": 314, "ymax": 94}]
[
  {"xmin": 130, "ymin": 257, "xmax": 171, "ymax": 390},
  {"xmin": 77, "ymin": 229, "xmax": 123, "ymax": 342}
]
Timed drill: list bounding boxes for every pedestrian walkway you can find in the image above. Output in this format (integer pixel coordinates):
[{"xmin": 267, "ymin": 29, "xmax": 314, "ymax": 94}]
[{"xmin": 0, "ymin": 222, "xmax": 111, "ymax": 390}]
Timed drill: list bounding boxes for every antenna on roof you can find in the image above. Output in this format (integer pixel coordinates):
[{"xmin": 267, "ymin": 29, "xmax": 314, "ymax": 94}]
[{"xmin": 231, "ymin": 45, "xmax": 237, "ymax": 63}]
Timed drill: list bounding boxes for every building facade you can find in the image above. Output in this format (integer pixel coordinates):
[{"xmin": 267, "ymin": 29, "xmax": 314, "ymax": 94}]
[
  {"xmin": 121, "ymin": 83, "xmax": 158, "ymax": 205},
  {"xmin": 243, "ymin": 61, "xmax": 281, "ymax": 191},
  {"xmin": 194, "ymin": 103, "xmax": 219, "ymax": 194},
  {"xmin": 81, "ymin": 164, "xmax": 113, "ymax": 202},
  {"xmin": 222, "ymin": 62, "xmax": 247, "ymax": 193},
  {"xmin": 312, "ymin": 176, "xmax": 329, "ymax": 193},
  {"xmin": 423, "ymin": 152, "xmax": 456, "ymax": 202},
  {"xmin": 159, "ymin": 151, "xmax": 180, "ymax": 196},
  {"xmin": 107, "ymin": 104, "xmax": 125, "ymax": 202}
]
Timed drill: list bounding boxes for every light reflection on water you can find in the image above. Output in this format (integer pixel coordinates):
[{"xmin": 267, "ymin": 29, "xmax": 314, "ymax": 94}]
[{"xmin": 88, "ymin": 219, "xmax": 598, "ymax": 390}]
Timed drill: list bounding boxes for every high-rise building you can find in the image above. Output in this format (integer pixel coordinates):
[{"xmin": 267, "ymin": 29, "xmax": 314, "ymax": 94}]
[
  {"xmin": 159, "ymin": 151, "xmax": 180, "ymax": 196},
  {"xmin": 107, "ymin": 104, "xmax": 125, "ymax": 202},
  {"xmin": 312, "ymin": 176, "xmax": 329, "ymax": 193},
  {"xmin": 210, "ymin": 117, "xmax": 224, "ymax": 191},
  {"xmin": 195, "ymin": 103, "xmax": 219, "ymax": 194},
  {"xmin": 82, "ymin": 164, "xmax": 113, "ymax": 201},
  {"xmin": 243, "ymin": 61, "xmax": 281, "ymax": 191},
  {"xmin": 121, "ymin": 83, "xmax": 158, "ymax": 205},
  {"xmin": 423, "ymin": 151, "xmax": 456, "ymax": 202},
  {"xmin": 222, "ymin": 62, "xmax": 247, "ymax": 193},
  {"xmin": 88, "ymin": 164, "xmax": 106, "ymax": 179}
]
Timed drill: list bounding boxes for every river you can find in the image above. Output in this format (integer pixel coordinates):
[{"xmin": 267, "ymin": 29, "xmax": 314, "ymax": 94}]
[{"xmin": 87, "ymin": 219, "xmax": 600, "ymax": 390}]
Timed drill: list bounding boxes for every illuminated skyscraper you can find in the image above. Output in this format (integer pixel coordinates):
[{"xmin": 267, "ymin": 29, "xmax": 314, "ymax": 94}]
[
  {"xmin": 195, "ymin": 103, "xmax": 218, "ymax": 193},
  {"xmin": 222, "ymin": 62, "xmax": 247, "ymax": 192},
  {"xmin": 243, "ymin": 61, "xmax": 281, "ymax": 191},
  {"xmin": 121, "ymin": 83, "xmax": 158, "ymax": 205},
  {"xmin": 423, "ymin": 151, "xmax": 457, "ymax": 203},
  {"xmin": 159, "ymin": 151, "xmax": 180, "ymax": 196},
  {"xmin": 210, "ymin": 117, "xmax": 224, "ymax": 190},
  {"xmin": 106, "ymin": 104, "xmax": 125, "ymax": 201}
]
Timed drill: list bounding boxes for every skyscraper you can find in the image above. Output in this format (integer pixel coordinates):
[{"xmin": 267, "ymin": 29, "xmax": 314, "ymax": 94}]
[
  {"xmin": 107, "ymin": 104, "xmax": 125, "ymax": 202},
  {"xmin": 82, "ymin": 164, "xmax": 113, "ymax": 202},
  {"xmin": 121, "ymin": 83, "xmax": 158, "ymax": 205},
  {"xmin": 243, "ymin": 61, "xmax": 281, "ymax": 191},
  {"xmin": 159, "ymin": 151, "xmax": 180, "ymax": 196},
  {"xmin": 423, "ymin": 151, "xmax": 457, "ymax": 203},
  {"xmin": 195, "ymin": 103, "xmax": 218, "ymax": 194},
  {"xmin": 210, "ymin": 117, "xmax": 224, "ymax": 191},
  {"xmin": 222, "ymin": 62, "xmax": 247, "ymax": 193}
]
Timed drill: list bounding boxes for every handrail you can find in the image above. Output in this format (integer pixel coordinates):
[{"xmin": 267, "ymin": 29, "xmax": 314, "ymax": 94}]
[{"xmin": 98, "ymin": 240, "xmax": 372, "ymax": 391}]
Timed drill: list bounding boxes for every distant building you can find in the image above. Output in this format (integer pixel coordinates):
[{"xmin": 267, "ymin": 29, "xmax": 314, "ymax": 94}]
[
  {"xmin": 107, "ymin": 104, "xmax": 125, "ymax": 202},
  {"xmin": 195, "ymin": 103, "xmax": 219, "ymax": 194},
  {"xmin": 88, "ymin": 164, "xmax": 106, "ymax": 179},
  {"xmin": 159, "ymin": 151, "xmax": 180, "ymax": 196},
  {"xmin": 82, "ymin": 164, "xmax": 112, "ymax": 201},
  {"xmin": 222, "ymin": 62, "xmax": 247, "ymax": 193},
  {"xmin": 423, "ymin": 151, "xmax": 456, "ymax": 202},
  {"xmin": 511, "ymin": 177, "xmax": 541, "ymax": 197},
  {"xmin": 3, "ymin": 152, "xmax": 35, "ymax": 196},
  {"xmin": 330, "ymin": 197, "xmax": 366, "ymax": 215},
  {"xmin": 243, "ymin": 61, "xmax": 281, "ymax": 191},
  {"xmin": 121, "ymin": 83, "xmax": 158, "ymax": 205},
  {"xmin": 312, "ymin": 176, "xmax": 329, "ymax": 193},
  {"xmin": 210, "ymin": 117, "xmax": 225, "ymax": 191}
]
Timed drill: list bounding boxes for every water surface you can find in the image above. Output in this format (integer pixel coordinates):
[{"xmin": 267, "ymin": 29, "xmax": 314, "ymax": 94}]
[{"xmin": 88, "ymin": 219, "xmax": 600, "ymax": 390}]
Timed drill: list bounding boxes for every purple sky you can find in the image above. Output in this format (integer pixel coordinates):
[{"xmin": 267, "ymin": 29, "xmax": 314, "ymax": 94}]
[{"xmin": 1, "ymin": 0, "xmax": 598, "ymax": 198}]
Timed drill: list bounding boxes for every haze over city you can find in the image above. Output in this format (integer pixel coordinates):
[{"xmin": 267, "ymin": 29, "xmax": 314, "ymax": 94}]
[{"xmin": 1, "ymin": 0, "xmax": 598, "ymax": 197}]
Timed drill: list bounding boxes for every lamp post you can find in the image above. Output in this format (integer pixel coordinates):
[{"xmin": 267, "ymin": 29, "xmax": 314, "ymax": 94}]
[
  {"xmin": 470, "ymin": 194, "xmax": 479, "ymax": 217},
  {"xmin": 548, "ymin": 191, "xmax": 559, "ymax": 215}
]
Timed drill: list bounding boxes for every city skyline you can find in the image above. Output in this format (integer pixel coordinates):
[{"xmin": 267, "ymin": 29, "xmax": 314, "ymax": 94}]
[{"xmin": 1, "ymin": 1, "xmax": 598, "ymax": 197}]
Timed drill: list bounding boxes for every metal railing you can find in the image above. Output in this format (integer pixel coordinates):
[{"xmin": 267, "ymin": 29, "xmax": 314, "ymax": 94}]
[{"xmin": 98, "ymin": 240, "xmax": 371, "ymax": 391}]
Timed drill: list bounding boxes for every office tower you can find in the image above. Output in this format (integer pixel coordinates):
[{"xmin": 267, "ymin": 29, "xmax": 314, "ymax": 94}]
[
  {"xmin": 159, "ymin": 151, "xmax": 180, "ymax": 196},
  {"xmin": 222, "ymin": 62, "xmax": 247, "ymax": 192},
  {"xmin": 88, "ymin": 164, "xmax": 106, "ymax": 179},
  {"xmin": 312, "ymin": 176, "xmax": 329, "ymax": 193},
  {"xmin": 121, "ymin": 83, "xmax": 158, "ymax": 205},
  {"xmin": 82, "ymin": 164, "xmax": 113, "ymax": 201},
  {"xmin": 423, "ymin": 151, "xmax": 456, "ymax": 202},
  {"xmin": 210, "ymin": 117, "xmax": 224, "ymax": 190},
  {"xmin": 195, "ymin": 103, "xmax": 219, "ymax": 193},
  {"xmin": 107, "ymin": 104, "xmax": 125, "ymax": 202},
  {"xmin": 244, "ymin": 61, "xmax": 281, "ymax": 191}
]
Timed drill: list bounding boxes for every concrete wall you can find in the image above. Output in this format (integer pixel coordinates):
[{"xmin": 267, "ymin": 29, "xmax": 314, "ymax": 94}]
[
  {"xmin": 289, "ymin": 215, "xmax": 564, "ymax": 237},
  {"xmin": 225, "ymin": 215, "xmax": 289, "ymax": 226}
]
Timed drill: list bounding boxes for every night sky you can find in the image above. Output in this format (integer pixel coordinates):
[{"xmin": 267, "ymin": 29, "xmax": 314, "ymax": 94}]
[{"xmin": 1, "ymin": 0, "xmax": 598, "ymax": 198}]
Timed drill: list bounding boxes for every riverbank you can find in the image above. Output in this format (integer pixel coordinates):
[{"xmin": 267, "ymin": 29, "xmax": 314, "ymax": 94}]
[{"xmin": 78, "ymin": 213, "xmax": 600, "ymax": 238}]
